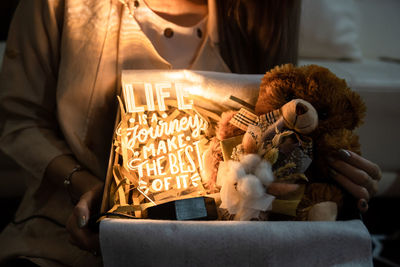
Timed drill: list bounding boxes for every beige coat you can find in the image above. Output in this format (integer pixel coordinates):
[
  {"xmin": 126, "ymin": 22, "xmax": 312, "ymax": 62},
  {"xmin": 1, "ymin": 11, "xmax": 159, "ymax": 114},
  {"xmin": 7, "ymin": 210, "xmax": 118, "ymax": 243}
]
[{"xmin": 0, "ymin": 0, "xmax": 229, "ymax": 266}]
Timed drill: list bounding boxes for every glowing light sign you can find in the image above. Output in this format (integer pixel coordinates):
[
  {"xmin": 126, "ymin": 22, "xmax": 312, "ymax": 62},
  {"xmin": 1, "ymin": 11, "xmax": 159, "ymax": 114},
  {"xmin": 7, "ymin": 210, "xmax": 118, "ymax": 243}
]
[{"xmin": 114, "ymin": 80, "xmax": 211, "ymax": 206}]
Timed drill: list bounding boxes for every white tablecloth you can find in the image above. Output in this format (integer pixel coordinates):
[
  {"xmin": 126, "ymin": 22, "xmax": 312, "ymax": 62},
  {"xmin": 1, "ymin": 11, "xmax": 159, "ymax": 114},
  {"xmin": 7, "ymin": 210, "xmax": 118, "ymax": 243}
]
[{"xmin": 100, "ymin": 219, "xmax": 372, "ymax": 267}]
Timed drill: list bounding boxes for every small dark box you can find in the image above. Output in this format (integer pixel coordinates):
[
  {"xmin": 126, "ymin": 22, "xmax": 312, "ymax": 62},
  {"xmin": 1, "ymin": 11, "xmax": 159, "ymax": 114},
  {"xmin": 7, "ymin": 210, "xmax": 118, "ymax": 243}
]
[{"xmin": 144, "ymin": 197, "xmax": 218, "ymax": 220}]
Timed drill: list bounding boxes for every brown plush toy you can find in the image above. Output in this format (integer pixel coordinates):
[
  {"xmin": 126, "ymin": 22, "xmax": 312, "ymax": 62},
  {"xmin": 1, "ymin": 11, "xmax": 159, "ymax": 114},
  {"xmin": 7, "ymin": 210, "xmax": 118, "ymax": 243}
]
[
  {"xmin": 256, "ymin": 64, "xmax": 366, "ymax": 181},
  {"xmin": 213, "ymin": 64, "xmax": 366, "ymax": 221}
]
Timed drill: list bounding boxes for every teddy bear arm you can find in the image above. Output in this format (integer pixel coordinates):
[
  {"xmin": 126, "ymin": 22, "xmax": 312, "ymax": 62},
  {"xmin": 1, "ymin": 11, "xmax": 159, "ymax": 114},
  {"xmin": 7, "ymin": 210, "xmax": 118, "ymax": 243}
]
[{"xmin": 296, "ymin": 183, "xmax": 344, "ymax": 221}]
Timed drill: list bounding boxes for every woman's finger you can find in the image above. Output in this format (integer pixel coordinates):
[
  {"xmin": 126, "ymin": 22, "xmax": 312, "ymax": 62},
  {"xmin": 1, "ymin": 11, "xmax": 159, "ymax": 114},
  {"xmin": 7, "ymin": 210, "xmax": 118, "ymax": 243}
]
[
  {"xmin": 66, "ymin": 212, "xmax": 100, "ymax": 252},
  {"xmin": 267, "ymin": 183, "xmax": 300, "ymax": 197},
  {"xmin": 67, "ymin": 189, "xmax": 102, "ymax": 252},
  {"xmin": 328, "ymin": 157, "xmax": 379, "ymax": 197},
  {"xmin": 74, "ymin": 184, "xmax": 103, "ymax": 227},
  {"xmin": 66, "ymin": 213, "xmax": 88, "ymax": 249},
  {"xmin": 74, "ymin": 200, "xmax": 90, "ymax": 228},
  {"xmin": 337, "ymin": 149, "xmax": 382, "ymax": 182},
  {"xmin": 330, "ymin": 169, "xmax": 370, "ymax": 201}
]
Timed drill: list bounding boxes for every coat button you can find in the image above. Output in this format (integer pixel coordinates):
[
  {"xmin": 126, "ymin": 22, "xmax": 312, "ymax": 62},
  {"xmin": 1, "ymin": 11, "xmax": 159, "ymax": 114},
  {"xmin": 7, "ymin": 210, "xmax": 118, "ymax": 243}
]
[
  {"xmin": 164, "ymin": 28, "xmax": 174, "ymax": 38},
  {"xmin": 197, "ymin": 28, "xmax": 203, "ymax": 38}
]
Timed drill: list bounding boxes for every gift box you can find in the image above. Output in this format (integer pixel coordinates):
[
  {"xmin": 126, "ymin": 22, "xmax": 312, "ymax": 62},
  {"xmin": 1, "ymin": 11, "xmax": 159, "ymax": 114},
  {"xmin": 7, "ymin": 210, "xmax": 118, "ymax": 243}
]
[{"xmin": 99, "ymin": 70, "xmax": 372, "ymax": 266}]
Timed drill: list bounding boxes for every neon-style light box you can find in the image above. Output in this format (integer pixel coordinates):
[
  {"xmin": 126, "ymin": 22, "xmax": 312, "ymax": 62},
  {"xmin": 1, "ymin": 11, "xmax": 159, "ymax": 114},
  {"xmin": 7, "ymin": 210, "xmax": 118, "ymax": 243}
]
[{"xmin": 102, "ymin": 70, "xmax": 238, "ymax": 218}]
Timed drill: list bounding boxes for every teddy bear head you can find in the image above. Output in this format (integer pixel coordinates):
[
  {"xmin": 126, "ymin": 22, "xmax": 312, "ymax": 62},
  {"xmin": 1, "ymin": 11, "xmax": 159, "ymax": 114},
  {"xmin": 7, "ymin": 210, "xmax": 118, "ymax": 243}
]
[
  {"xmin": 255, "ymin": 64, "xmax": 366, "ymax": 179},
  {"xmin": 255, "ymin": 64, "xmax": 365, "ymax": 135}
]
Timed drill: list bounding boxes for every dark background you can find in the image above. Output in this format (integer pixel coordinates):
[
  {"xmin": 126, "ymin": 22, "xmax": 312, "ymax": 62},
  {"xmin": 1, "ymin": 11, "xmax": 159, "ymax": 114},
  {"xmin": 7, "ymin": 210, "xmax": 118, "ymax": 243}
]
[
  {"xmin": 0, "ymin": 0, "xmax": 22, "ymax": 231},
  {"xmin": 0, "ymin": 0, "xmax": 20, "ymax": 41}
]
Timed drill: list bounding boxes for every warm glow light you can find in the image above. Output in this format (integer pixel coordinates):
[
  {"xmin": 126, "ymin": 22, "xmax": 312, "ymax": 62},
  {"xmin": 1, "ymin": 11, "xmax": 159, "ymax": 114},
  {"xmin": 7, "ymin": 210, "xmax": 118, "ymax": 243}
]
[
  {"xmin": 116, "ymin": 81, "xmax": 209, "ymax": 205},
  {"xmin": 122, "ymin": 81, "xmax": 194, "ymax": 112},
  {"xmin": 185, "ymin": 85, "xmax": 203, "ymax": 96}
]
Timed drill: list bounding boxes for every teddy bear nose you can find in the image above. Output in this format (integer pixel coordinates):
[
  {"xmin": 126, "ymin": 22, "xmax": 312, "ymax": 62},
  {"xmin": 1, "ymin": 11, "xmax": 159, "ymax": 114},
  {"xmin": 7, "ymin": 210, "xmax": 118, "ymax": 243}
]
[{"xmin": 296, "ymin": 102, "xmax": 308, "ymax": 115}]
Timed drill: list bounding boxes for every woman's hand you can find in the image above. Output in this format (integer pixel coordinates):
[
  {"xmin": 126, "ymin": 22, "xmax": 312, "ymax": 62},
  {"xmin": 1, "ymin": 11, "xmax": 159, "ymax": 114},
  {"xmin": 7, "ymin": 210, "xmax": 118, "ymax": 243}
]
[
  {"xmin": 328, "ymin": 149, "xmax": 382, "ymax": 212},
  {"xmin": 45, "ymin": 155, "xmax": 104, "ymax": 255},
  {"xmin": 66, "ymin": 179, "xmax": 104, "ymax": 255}
]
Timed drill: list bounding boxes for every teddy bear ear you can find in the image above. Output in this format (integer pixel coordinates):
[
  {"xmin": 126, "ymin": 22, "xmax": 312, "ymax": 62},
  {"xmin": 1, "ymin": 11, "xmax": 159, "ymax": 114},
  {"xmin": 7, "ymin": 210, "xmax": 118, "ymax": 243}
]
[
  {"xmin": 255, "ymin": 64, "xmax": 302, "ymax": 115},
  {"xmin": 345, "ymin": 91, "xmax": 367, "ymax": 129}
]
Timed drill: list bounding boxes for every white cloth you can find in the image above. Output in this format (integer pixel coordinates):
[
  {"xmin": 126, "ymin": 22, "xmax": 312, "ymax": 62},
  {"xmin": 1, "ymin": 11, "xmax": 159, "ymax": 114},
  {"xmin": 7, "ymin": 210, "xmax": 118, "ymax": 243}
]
[{"xmin": 100, "ymin": 219, "xmax": 373, "ymax": 267}]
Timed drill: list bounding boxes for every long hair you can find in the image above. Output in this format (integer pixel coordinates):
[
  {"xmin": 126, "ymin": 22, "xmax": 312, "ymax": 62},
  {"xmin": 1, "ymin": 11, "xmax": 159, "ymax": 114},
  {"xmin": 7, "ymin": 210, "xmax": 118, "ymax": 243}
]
[{"xmin": 216, "ymin": 0, "xmax": 301, "ymax": 74}]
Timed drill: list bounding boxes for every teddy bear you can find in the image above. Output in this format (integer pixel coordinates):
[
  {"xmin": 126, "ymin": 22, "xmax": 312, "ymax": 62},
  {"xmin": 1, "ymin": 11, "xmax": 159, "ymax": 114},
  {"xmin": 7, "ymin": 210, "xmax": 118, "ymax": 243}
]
[
  {"xmin": 217, "ymin": 97, "xmax": 329, "ymax": 221},
  {"xmin": 205, "ymin": 63, "xmax": 366, "ymax": 221}
]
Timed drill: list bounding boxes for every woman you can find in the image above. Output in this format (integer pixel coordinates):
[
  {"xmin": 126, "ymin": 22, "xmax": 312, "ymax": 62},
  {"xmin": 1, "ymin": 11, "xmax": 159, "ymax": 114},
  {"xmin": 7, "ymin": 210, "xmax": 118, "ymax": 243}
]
[{"xmin": 0, "ymin": 0, "xmax": 380, "ymax": 266}]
